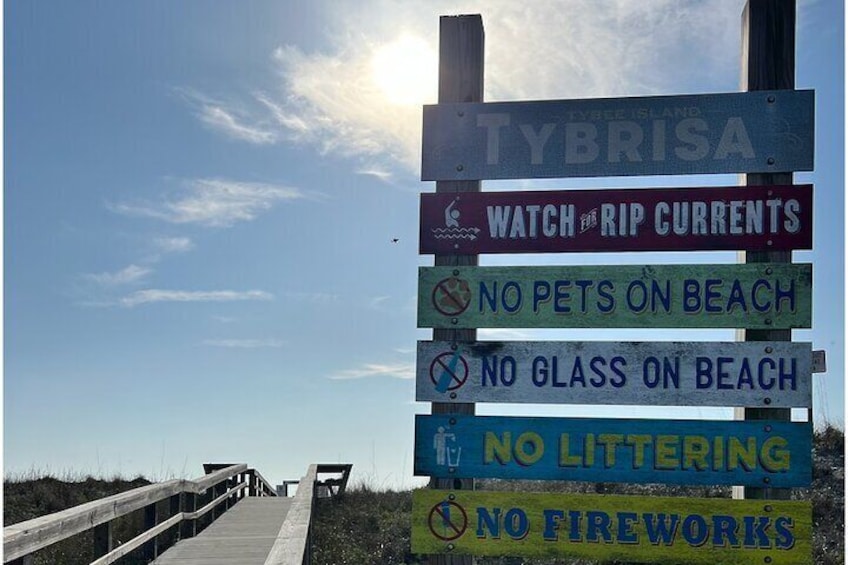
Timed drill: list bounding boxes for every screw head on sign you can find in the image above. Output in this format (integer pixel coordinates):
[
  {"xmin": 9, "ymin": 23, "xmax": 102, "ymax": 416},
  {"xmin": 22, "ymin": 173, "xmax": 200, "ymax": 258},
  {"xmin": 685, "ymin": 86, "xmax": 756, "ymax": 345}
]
[
  {"xmin": 765, "ymin": 557, "xmax": 773, "ymax": 564},
  {"xmin": 767, "ymin": 240, "xmax": 773, "ymax": 246},
  {"xmin": 765, "ymin": 267, "xmax": 773, "ymax": 275},
  {"xmin": 765, "ymin": 346, "xmax": 773, "ymax": 354},
  {"xmin": 453, "ymin": 270, "xmax": 460, "ymax": 276},
  {"xmin": 765, "ymin": 319, "xmax": 773, "ymax": 326},
  {"xmin": 451, "ymin": 318, "xmax": 458, "ymax": 325},
  {"xmin": 767, "ymin": 157, "xmax": 775, "ymax": 165},
  {"xmin": 449, "ymin": 467, "xmax": 455, "ymax": 474},
  {"xmin": 454, "ymin": 244, "xmax": 460, "ymax": 249},
  {"xmin": 764, "ymin": 505, "xmax": 773, "ymax": 512},
  {"xmin": 448, "ymin": 493, "xmax": 456, "ymax": 501},
  {"xmin": 763, "ymin": 477, "xmax": 771, "ymax": 484},
  {"xmin": 450, "ymin": 392, "xmax": 457, "ymax": 399},
  {"xmin": 447, "ymin": 543, "xmax": 455, "ymax": 551},
  {"xmin": 767, "ymin": 95, "xmax": 776, "ymax": 103},
  {"xmin": 764, "ymin": 425, "xmax": 773, "ymax": 432},
  {"xmin": 456, "ymin": 164, "xmax": 464, "ymax": 172},
  {"xmin": 764, "ymin": 398, "xmax": 772, "ymax": 405},
  {"xmin": 450, "ymin": 418, "xmax": 457, "ymax": 425}
]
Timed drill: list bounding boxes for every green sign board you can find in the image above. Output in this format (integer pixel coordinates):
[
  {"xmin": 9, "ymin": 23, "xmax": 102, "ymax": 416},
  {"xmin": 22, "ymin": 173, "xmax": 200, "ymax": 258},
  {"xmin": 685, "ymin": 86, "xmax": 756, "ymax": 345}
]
[
  {"xmin": 418, "ymin": 263, "xmax": 811, "ymax": 329},
  {"xmin": 412, "ymin": 489, "xmax": 812, "ymax": 564}
]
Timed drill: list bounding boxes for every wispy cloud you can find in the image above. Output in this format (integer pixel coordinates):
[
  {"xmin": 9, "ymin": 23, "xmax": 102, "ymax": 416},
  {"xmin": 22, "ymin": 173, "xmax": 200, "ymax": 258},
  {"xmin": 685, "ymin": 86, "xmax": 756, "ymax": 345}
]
[
  {"xmin": 83, "ymin": 264, "xmax": 152, "ymax": 286},
  {"xmin": 283, "ymin": 291, "xmax": 340, "ymax": 305},
  {"xmin": 203, "ymin": 338, "xmax": 286, "ymax": 348},
  {"xmin": 356, "ymin": 168, "xmax": 394, "ymax": 183},
  {"xmin": 330, "ymin": 363, "xmax": 415, "ymax": 380},
  {"xmin": 153, "ymin": 237, "xmax": 194, "ymax": 254},
  {"xmin": 111, "ymin": 178, "xmax": 308, "ymax": 227},
  {"xmin": 178, "ymin": 88, "xmax": 277, "ymax": 144},
  {"xmin": 120, "ymin": 289, "xmax": 273, "ymax": 307},
  {"xmin": 369, "ymin": 295, "xmax": 391, "ymax": 309},
  {"xmin": 179, "ymin": 1, "xmax": 741, "ymax": 175}
]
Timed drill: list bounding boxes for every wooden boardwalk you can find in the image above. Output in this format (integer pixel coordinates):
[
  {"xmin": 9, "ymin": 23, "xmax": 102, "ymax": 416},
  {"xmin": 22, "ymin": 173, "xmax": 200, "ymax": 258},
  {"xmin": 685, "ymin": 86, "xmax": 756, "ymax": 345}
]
[{"xmin": 152, "ymin": 497, "xmax": 293, "ymax": 564}]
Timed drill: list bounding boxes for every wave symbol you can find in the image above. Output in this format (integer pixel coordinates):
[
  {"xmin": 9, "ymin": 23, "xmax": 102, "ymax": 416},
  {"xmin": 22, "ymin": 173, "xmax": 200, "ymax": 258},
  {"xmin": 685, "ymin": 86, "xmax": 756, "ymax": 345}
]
[{"xmin": 432, "ymin": 227, "xmax": 481, "ymax": 241}]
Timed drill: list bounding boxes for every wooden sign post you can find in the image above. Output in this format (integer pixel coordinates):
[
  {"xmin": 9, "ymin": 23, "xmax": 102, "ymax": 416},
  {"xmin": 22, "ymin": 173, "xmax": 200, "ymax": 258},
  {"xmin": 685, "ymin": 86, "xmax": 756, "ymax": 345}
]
[
  {"xmin": 427, "ymin": 14, "xmax": 484, "ymax": 565},
  {"xmin": 413, "ymin": 2, "xmax": 815, "ymax": 562},
  {"xmin": 736, "ymin": 0, "xmax": 796, "ymax": 504}
]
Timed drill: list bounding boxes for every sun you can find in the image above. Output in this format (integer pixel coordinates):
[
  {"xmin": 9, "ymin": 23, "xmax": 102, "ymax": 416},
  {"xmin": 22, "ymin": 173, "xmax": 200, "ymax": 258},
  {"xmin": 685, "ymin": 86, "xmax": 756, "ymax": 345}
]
[{"xmin": 371, "ymin": 35, "xmax": 437, "ymax": 106}]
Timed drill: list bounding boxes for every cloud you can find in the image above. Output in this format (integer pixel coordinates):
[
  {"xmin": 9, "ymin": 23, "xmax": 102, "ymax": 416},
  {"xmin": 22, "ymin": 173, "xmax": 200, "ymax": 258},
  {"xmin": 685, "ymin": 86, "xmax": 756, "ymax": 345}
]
[
  {"xmin": 180, "ymin": 1, "xmax": 742, "ymax": 175},
  {"xmin": 83, "ymin": 264, "xmax": 152, "ymax": 286},
  {"xmin": 178, "ymin": 88, "xmax": 277, "ymax": 144},
  {"xmin": 330, "ymin": 363, "xmax": 415, "ymax": 380},
  {"xmin": 111, "ymin": 178, "xmax": 308, "ymax": 227},
  {"xmin": 203, "ymin": 338, "xmax": 286, "ymax": 348},
  {"xmin": 153, "ymin": 237, "xmax": 194, "ymax": 254},
  {"xmin": 120, "ymin": 289, "xmax": 273, "ymax": 307},
  {"xmin": 356, "ymin": 168, "xmax": 394, "ymax": 183},
  {"xmin": 369, "ymin": 295, "xmax": 391, "ymax": 309},
  {"xmin": 283, "ymin": 291, "xmax": 340, "ymax": 305}
]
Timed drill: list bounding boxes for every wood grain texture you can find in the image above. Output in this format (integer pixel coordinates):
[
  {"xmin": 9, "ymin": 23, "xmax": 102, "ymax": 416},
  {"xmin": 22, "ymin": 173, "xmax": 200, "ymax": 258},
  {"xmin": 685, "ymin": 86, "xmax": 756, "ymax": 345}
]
[
  {"xmin": 421, "ymin": 90, "xmax": 814, "ymax": 181},
  {"xmin": 263, "ymin": 465, "xmax": 317, "ymax": 565},
  {"xmin": 3, "ymin": 464, "xmax": 248, "ymax": 562},
  {"xmin": 738, "ymin": 0, "xmax": 797, "ymax": 503},
  {"xmin": 418, "ymin": 263, "xmax": 812, "ymax": 329},
  {"xmin": 429, "ymin": 14, "xmax": 484, "ymax": 565},
  {"xmin": 416, "ymin": 340, "xmax": 813, "ymax": 407},
  {"xmin": 3, "ymin": 480, "xmax": 183, "ymax": 562},
  {"xmin": 412, "ymin": 489, "xmax": 813, "ymax": 564},
  {"xmin": 153, "ymin": 498, "xmax": 293, "ymax": 565}
]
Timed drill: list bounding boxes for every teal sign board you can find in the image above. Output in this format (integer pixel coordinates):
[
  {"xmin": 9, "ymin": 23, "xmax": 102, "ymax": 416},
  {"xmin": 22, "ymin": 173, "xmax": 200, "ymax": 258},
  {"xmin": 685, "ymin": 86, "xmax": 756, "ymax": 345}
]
[
  {"xmin": 417, "ymin": 264, "xmax": 811, "ymax": 329},
  {"xmin": 421, "ymin": 90, "xmax": 814, "ymax": 180},
  {"xmin": 414, "ymin": 414, "xmax": 812, "ymax": 487}
]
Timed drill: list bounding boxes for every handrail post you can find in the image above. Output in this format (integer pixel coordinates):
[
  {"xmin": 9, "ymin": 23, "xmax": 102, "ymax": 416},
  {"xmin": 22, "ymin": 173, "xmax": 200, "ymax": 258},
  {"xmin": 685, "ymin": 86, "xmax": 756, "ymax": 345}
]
[
  {"xmin": 142, "ymin": 502, "xmax": 159, "ymax": 560},
  {"xmin": 169, "ymin": 493, "xmax": 182, "ymax": 545},
  {"xmin": 182, "ymin": 491, "xmax": 197, "ymax": 539},
  {"xmin": 93, "ymin": 521, "xmax": 113, "ymax": 558},
  {"xmin": 248, "ymin": 470, "xmax": 257, "ymax": 496}
]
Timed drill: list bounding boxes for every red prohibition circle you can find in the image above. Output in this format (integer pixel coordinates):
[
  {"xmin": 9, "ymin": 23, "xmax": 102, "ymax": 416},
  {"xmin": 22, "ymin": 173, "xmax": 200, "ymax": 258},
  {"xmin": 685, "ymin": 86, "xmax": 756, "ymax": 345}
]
[
  {"xmin": 431, "ymin": 277, "xmax": 472, "ymax": 316},
  {"xmin": 428, "ymin": 500, "xmax": 468, "ymax": 541}
]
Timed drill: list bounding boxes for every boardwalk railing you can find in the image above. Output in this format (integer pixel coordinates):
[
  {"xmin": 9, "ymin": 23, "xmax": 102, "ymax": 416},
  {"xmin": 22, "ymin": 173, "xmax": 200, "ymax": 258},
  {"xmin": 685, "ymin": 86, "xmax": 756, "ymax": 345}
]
[
  {"xmin": 3, "ymin": 463, "xmax": 277, "ymax": 565},
  {"xmin": 264, "ymin": 464, "xmax": 352, "ymax": 565}
]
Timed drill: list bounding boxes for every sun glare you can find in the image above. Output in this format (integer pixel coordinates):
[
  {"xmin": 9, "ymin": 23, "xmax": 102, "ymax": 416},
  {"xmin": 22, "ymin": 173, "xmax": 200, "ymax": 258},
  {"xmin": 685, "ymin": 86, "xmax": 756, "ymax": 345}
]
[{"xmin": 371, "ymin": 35, "xmax": 437, "ymax": 106}]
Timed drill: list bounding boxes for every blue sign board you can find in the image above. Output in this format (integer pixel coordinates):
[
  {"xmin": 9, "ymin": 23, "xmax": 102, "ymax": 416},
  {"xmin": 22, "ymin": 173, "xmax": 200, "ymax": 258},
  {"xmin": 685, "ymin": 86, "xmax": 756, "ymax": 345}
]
[
  {"xmin": 421, "ymin": 90, "xmax": 814, "ymax": 180},
  {"xmin": 414, "ymin": 414, "xmax": 811, "ymax": 487}
]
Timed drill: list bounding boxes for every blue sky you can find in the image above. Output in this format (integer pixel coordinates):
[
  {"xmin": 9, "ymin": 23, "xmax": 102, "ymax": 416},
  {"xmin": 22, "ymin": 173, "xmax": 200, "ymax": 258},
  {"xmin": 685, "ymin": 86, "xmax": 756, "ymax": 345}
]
[{"xmin": 4, "ymin": 0, "xmax": 843, "ymax": 489}]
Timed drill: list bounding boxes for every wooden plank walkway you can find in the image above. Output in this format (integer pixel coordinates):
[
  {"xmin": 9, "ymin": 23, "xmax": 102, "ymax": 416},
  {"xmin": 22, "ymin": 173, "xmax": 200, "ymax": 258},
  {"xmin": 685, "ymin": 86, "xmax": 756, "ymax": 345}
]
[{"xmin": 152, "ymin": 497, "xmax": 293, "ymax": 564}]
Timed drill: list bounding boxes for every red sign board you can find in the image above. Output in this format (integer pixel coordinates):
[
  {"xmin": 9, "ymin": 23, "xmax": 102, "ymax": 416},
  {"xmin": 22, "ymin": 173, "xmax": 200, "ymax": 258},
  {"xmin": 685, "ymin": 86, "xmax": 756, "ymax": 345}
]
[{"xmin": 419, "ymin": 184, "xmax": 812, "ymax": 254}]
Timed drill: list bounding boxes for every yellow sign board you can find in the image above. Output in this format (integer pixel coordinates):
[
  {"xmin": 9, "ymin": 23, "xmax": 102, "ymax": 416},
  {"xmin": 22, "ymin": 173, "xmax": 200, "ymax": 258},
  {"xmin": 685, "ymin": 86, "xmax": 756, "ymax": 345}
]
[{"xmin": 412, "ymin": 489, "xmax": 811, "ymax": 564}]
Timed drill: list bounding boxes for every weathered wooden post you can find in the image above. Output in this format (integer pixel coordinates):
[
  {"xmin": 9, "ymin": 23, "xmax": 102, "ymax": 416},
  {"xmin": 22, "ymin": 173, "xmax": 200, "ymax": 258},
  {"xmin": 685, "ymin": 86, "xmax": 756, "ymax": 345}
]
[
  {"xmin": 182, "ymin": 491, "xmax": 197, "ymax": 539},
  {"xmin": 93, "ymin": 521, "xmax": 113, "ymax": 558},
  {"xmin": 736, "ymin": 0, "xmax": 795, "ymax": 502},
  {"xmin": 142, "ymin": 502, "xmax": 159, "ymax": 559},
  {"xmin": 428, "ymin": 13, "xmax": 483, "ymax": 565},
  {"xmin": 168, "ymin": 492, "xmax": 182, "ymax": 545}
]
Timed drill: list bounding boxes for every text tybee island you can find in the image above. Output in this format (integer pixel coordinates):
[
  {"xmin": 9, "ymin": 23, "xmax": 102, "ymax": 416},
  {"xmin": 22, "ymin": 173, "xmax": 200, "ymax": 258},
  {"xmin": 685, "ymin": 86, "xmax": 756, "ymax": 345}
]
[
  {"xmin": 421, "ymin": 90, "xmax": 814, "ymax": 180},
  {"xmin": 418, "ymin": 264, "xmax": 811, "ymax": 329}
]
